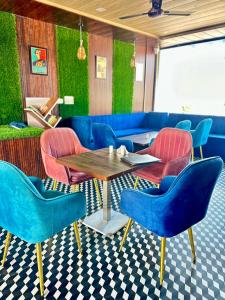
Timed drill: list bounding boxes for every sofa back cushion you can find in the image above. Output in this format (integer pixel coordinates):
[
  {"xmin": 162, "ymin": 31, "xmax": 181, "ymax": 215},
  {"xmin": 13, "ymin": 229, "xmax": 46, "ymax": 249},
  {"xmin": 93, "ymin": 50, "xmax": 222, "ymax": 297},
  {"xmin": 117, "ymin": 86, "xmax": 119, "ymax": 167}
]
[
  {"xmin": 143, "ymin": 112, "xmax": 169, "ymax": 129},
  {"xmin": 89, "ymin": 112, "xmax": 146, "ymax": 130}
]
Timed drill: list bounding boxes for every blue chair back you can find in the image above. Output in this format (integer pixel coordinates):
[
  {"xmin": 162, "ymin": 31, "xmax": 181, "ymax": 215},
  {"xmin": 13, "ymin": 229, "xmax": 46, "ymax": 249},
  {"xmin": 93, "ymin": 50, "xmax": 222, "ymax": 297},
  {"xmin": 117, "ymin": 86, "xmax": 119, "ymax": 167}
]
[
  {"xmin": 92, "ymin": 123, "xmax": 117, "ymax": 149},
  {"xmin": 121, "ymin": 157, "xmax": 222, "ymax": 237},
  {"xmin": 175, "ymin": 120, "xmax": 191, "ymax": 130},
  {"xmin": 192, "ymin": 118, "xmax": 213, "ymax": 148}
]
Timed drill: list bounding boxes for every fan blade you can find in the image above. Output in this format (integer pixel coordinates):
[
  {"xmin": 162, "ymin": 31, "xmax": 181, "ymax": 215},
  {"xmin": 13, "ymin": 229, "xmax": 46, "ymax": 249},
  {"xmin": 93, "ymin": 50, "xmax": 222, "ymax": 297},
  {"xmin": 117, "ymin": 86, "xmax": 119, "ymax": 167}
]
[
  {"xmin": 163, "ymin": 10, "xmax": 192, "ymax": 16},
  {"xmin": 119, "ymin": 12, "xmax": 148, "ymax": 20}
]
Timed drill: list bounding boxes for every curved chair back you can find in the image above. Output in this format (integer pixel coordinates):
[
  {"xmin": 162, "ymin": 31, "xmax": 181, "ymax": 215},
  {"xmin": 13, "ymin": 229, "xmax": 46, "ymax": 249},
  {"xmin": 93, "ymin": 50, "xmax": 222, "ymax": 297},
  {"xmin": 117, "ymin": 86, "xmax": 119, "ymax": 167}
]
[
  {"xmin": 92, "ymin": 123, "xmax": 117, "ymax": 149},
  {"xmin": 175, "ymin": 120, "xmax": 191, "ymax": 131},
  {"xmin": 150, "ymin": 128, "xmax": 192, "ymax": 162},
  {"xmin": 0, "ymin": 161, "xmax": 47, "ymax": 242},
  {"xmin": 192, "ymin": 118, "xmax": 213, "ymax": 148},
  {"xmin": 158, "ymin": 157, "xmax": 222, "ymax": 236}
]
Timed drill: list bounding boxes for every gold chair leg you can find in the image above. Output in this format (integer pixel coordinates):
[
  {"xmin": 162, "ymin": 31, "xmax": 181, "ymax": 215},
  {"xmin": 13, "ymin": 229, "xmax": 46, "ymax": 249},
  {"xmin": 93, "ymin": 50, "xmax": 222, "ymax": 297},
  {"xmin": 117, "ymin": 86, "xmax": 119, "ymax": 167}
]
[
  {"xmin": 93, "ymin": 178, "xmax": 102, "ymax": 206},
  {"xmin": 160, "ymin": 237, "xmax": 166, "ymax": 285},
  {"xmin": 36, "ymin": 243, "xmax": 44, "ymax": 297},
  {"xmin": 1, "ymin": 232, "xmax": 12, "ymax": 267},
  {"xmin": 199, "ymin": 146, "xmax": 203, "ymax": 159},
  {"xmin": 73, "ymin": 222, "xmax": 82, "ymax": 255},
  {"xmin": 191, "ymin": 148, "xmax": 194, "ymax": 162},
  {"xmin": 134, "ymin": 177, "xmax": 139, "ymax": 189},
  {"xmin": 71, "ymin": 184, "xmax": 79, "ymax": 192},
  {"xmin": 52, "ymin": 179, "xmax": 57, "ymax": 190},
  {"xmin": 188, "ymin": 227, "xmax": 196, "ymax": 263},
  {"xmin": 155, "ymin": 183, "xmax": 160, "ymax": 188},
  {"xmin": 119, "ymin": 218, "xmax": 133, "ymax": 252}
]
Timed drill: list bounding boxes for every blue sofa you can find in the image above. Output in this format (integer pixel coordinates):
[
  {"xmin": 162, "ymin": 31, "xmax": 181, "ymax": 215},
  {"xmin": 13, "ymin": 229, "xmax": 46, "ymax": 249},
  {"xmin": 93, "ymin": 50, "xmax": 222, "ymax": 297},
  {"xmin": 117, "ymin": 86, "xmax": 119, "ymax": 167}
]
[
  {"xmin": 58, "ymin": 111, "xmax": 225, "ymax": 161},
  {"xmin": 58, "ymin": 112, "xmax": 168, "ymax": 150}
]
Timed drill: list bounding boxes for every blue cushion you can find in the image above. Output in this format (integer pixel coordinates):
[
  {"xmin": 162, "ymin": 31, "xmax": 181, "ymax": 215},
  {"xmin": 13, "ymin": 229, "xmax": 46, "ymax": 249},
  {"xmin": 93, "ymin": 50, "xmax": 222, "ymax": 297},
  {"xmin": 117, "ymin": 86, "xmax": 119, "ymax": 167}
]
[
  {"xmin": 114, "ymin": 128, "xmax": 152, "ymax": 137},
  {"xmin": 144, "ymin": 112, "xmax": 169, "ymax": 129}
]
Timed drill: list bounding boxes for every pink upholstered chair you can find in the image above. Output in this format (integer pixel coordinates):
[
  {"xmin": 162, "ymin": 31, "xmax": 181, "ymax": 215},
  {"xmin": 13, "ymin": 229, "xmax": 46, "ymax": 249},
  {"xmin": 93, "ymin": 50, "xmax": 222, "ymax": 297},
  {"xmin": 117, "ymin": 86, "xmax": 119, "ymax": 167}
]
[
  {"xmin": 40, "ymin": 128, "xmax": 101, "ymax": 204},
  {"xmin": 133, "ymin": 128, "xmax": 192, "ymax": 188}
]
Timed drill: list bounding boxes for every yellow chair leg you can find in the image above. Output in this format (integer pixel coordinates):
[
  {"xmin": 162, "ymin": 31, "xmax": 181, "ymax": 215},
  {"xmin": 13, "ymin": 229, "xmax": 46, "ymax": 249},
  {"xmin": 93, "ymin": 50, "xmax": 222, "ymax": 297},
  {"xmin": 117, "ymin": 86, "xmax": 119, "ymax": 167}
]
[
  {"xmin": 191, "ymin": 148, "xmax": 194, "ymax": 162},
  {"xmin": 160, "ymin": 237, "xmax": 166, "ymax": 285},
  {"xmin": 199, "ymin": 146, "xmax": 203, "ymax": 159},
  {"xmin": 73, "ymin": 222, "xmax": 82, "ymax": 255},
  {"xmin": 93, "ymin": 178, "xmax": 102, "ymax": 206},
  {"xmin": 134, "ymin": 177, "xmax": 139, "ymax": 189},
  {"xmin": 1, "ymin": 232, "xmax": 12, "ymax": 267},
  {"xmin": 155, "ymin": 183, "xmax": 160, "ymax": 188},
  {"xmin": 36, "ymin": 243, "xmax": 44, "ymax": 297},
  {"xmin": 71, "ymin": 184, "xmax": 79, "ymax": 192},
  {"xmin": 119, "ymin": 218, "xmax": 133, "ymax": 252},
  {"xmin": 52, "ymin": 179, "xmax": 57, "ymax": 190},
  {"xmin": 188, "ymin": 227, "xmax": 196, "ymax": 263}
]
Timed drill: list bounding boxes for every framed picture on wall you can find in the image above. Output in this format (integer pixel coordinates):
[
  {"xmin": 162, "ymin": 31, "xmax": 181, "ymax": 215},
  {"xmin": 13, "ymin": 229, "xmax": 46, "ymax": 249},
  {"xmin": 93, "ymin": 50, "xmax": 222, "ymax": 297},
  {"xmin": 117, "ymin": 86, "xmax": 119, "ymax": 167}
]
[
  {"xmin": 96, "ymin": 56, "xmax": 107, "ymax": 79},
  {"xmin": 30, "ymin": 46, "xmax": 48, "ymax": 75}
]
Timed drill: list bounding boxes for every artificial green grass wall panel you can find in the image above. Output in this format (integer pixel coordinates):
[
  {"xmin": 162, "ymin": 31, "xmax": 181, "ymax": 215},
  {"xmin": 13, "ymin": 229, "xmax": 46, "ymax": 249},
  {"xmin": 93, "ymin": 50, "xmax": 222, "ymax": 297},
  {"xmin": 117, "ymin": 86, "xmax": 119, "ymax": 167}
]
[
  {"xmin": 56, "ymin": 26, "xmax": 89, "ymax": 118},
  {"xmin": 112, "ymin": 40, "xmax": 134, "ymax": 114},
  {"xmin": 0, "ymin": 12, "xmax": 22, "ymax": 124}
]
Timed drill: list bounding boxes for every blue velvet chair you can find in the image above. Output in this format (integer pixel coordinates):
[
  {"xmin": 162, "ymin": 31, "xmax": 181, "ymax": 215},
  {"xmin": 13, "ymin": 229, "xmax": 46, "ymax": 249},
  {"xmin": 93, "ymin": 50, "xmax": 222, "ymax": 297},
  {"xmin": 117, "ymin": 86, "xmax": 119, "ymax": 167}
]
[
  {"xmin": 175, "ymin": 120, "xmax": 192, "ymax": 130},
  {"xmin": 119, "ymin": 157, "xmax": 222, "ymax": 285},
  {"xmin": 0, "ymin": 161, "xmax": 86, "ymax": 297},
  {"xmin": 92, "ymin": 123, "xmax": 134, "ymax": 152},
  {"xmin": 191, "ymin": 118, "xmax": 213, "ymax": 160}
]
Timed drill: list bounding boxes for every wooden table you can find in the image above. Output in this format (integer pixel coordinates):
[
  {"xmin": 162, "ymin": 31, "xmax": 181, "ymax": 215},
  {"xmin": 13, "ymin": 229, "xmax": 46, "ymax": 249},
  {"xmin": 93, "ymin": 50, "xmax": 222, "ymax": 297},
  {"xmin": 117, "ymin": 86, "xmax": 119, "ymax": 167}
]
[
  {"xmin": 57, "ymin": 148, "xmax": 151, "ymax": 236},
  {"xmin": 119, "ymin": 131, "xmax": 158, "ymax": 146}
]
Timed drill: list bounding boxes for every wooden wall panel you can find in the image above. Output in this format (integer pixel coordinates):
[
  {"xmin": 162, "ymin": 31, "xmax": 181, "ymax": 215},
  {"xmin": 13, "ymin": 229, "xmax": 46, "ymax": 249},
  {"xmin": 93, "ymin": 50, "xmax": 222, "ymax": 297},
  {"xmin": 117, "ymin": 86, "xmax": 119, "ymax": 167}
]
[
  {"xmin": 0, "ymin": 137, "xmax": 46, "ymax": 178},
  {"xmin": 16, "ymin": 16, "xmax": 58, "ymax": 103},
  {"xmin": 132, "ymin": 38, "xmax": 146, "ymax": 112},
  {"xmin": 89, "ymin": 33, "xmax": 113, "ymax": 115},
  {"xmin": 143, "ymin": 39, "xmax": 157, "ymax": 112}
]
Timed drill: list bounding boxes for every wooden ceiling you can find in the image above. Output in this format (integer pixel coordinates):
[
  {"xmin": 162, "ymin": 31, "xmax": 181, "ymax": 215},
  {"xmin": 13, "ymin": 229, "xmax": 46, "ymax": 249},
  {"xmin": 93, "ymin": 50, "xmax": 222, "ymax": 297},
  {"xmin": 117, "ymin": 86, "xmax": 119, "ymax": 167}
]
[{"xmin": 35, "ymin": 0, "xmax": 225, "ymax": 43}]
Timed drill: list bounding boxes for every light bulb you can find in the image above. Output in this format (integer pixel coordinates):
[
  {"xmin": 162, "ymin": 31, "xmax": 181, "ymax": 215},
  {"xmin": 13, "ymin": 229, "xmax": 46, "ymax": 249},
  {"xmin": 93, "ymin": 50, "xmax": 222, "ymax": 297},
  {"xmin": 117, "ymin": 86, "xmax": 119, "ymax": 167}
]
[{"xmin": 77, "ymin": 40, "xmax": 86, "ymax": 60}]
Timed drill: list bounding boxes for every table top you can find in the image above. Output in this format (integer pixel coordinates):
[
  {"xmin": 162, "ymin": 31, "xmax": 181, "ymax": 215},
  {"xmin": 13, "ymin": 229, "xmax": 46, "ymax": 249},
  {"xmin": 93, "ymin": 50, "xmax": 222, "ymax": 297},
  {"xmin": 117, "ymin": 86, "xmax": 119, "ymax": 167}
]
[
  {"xmin": 57, "ymin": 148, "xmax": 149, "ymax": 181},
  {"xmin": 119, "ymin": 131, "xmax": 158, "ymax": 146}
]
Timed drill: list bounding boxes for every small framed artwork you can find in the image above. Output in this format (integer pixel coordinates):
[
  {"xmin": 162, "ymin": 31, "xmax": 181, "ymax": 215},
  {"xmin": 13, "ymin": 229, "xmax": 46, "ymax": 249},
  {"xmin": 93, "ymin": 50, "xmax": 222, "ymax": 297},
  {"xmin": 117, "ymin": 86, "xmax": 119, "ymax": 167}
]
[
  {"xmin": 96, "ymin": 56, "xmax": 107, "ymax": 79},
  {"xmin": 30, "ymin": 46, "xmax": 48, "ymax": 75}
]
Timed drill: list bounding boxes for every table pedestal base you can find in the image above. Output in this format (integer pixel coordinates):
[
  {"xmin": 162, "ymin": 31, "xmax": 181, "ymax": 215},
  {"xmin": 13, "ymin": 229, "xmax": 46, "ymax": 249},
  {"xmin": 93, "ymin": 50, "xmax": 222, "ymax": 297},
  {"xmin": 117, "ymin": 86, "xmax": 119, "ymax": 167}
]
[{"xmin": 82, "ymin": 209, "xmax": 129, "ymax": 237}]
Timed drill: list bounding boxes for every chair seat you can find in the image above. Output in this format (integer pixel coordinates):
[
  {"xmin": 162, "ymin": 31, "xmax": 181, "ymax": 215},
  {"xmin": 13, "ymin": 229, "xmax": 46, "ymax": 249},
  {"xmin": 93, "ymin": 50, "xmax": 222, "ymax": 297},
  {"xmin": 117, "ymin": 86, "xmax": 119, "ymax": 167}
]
[
  {"xmin": 133, "ymin": 162, "xmax": 166, "ymax": 184},
  {"xmin": 69, "ymin": 169, "xmax": 92, "ymax": 184}
]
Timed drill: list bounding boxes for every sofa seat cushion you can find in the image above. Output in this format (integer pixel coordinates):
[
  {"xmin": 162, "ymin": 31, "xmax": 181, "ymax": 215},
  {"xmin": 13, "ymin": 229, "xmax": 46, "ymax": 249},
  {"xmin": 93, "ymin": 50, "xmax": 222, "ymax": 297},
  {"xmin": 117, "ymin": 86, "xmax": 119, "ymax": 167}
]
[
  {"xmin": 209, "ymin": 133, "xmax": 225, "ymax": 139},
  {"xmin": 114, "ymin": 128, "xmax": 153, "ymax": 137}
]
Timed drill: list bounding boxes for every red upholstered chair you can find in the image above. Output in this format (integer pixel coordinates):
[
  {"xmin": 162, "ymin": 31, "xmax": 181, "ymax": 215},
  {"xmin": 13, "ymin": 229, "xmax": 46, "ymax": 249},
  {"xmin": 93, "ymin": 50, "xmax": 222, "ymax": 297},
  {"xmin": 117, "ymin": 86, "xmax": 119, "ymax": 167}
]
[
  {"xmin": 133, "ymin": 128, "xmax": 192, "ymax": 188},
  {"xmin": 40, "ymin": 128, "xmax": 101, "ymax": 204}
]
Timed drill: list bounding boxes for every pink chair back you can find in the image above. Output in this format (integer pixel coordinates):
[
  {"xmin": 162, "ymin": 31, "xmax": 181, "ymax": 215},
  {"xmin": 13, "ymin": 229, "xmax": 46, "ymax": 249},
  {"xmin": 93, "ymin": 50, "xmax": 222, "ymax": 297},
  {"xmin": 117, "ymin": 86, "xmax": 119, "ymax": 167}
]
[
  {"xmin": 40, "ymin": 128, "xmax": 85, "ymax": 183},
  {"xmin": 150, "ymin": 128, "xmax": 192, "ymax": 162}
]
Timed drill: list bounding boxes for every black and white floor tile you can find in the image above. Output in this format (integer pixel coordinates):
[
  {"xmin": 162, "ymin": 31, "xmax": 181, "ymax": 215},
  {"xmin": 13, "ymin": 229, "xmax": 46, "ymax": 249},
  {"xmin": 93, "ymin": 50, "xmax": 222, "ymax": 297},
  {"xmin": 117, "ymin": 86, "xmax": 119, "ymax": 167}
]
[{"xmin": 0, "ymin": 172, "xmax": 225, "ymax": 299}]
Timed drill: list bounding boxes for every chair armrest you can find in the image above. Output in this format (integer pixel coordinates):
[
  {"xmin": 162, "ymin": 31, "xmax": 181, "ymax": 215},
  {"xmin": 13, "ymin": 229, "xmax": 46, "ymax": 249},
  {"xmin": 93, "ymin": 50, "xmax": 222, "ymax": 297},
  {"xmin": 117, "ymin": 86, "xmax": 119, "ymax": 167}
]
[
  {"xmin": 159, "ymin": 176, "xmax": 177, "ymax": 193},
  {"xmin": 41, "ymin": 149, "xmax": 69, "ymax": 184},
  {"xmin": 77, "ymin": 145, "xmax": 91, "ymax": 154},
  {"xmin": 163, "ymin": 156, "xmax": 190, "ymax": 177},
  {"xmin": 136, "ymin": 147, "xmax": 153, "ymax": 155},
  {"xmin": 116, "ymin": 139, "xmax": 134, "ymax": 152}
]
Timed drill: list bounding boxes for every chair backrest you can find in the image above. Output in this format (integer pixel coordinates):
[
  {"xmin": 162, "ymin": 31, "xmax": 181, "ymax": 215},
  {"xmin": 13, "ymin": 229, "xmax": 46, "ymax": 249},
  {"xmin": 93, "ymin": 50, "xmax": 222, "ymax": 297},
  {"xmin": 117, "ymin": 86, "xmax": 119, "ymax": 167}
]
[
  {"xmin": 175, "ymin": 120, "xmax": 191, "ymax": 130},
  {"xmin": 92, "ymin": 123, "xmax": 117, "ymax": 149},
  {"xmin": 40, "ymin": 127, "xmax": 83, "ymax": 158},
  {"xmin": 0, "ymin": 161, "xmax": 47, "ymax": 242},
  {"xmin": 149, "ymin": 128, "xmax": 192, "ymax": 162},
  {"xmin": 157, "ymin": 157, "xmax": 223, "ymax": 236},
  {"xmin": 192, "ymin": 118, "xmax": 213, "ymax": 147}
]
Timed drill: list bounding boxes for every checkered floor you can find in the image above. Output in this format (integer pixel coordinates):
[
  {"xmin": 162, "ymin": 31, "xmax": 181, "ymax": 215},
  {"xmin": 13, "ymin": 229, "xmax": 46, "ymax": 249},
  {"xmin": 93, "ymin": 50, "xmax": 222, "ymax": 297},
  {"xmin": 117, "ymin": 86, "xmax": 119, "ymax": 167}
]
[{"xmin": 0, "ymin": 171, "xmax": 225, "ymax": 300}]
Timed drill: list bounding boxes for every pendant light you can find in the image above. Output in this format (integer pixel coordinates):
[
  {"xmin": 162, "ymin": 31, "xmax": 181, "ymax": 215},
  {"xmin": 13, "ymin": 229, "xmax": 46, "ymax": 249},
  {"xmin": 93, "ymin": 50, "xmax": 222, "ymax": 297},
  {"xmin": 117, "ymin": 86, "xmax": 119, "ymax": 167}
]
[
  {"xmin": 130, "ymin": 40, "xmax": 136, "ymax": 68},
  {"xmin": 77, "ymin": 18, "xmax": 86, "ymax": 60}
]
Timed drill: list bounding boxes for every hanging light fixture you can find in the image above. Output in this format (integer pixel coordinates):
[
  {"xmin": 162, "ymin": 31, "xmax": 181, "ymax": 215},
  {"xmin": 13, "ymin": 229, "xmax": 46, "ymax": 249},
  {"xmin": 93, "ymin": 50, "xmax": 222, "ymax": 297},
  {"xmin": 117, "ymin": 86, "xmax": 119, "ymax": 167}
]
[
  {"xmin": 130, "ymin": 40, "xmax": 136, "ymax": 68},
  {"xmin": 77, "ymin": 18, "xmax": 86, "ymax": 60}
]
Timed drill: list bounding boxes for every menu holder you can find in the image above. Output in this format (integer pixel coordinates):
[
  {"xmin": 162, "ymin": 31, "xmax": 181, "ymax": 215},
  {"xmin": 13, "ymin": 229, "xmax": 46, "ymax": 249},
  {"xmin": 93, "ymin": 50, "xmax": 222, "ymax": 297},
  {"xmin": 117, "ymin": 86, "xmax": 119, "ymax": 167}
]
[{"xmin": 121, "ymin": 153, "xmax": 160, "ymax": 166}]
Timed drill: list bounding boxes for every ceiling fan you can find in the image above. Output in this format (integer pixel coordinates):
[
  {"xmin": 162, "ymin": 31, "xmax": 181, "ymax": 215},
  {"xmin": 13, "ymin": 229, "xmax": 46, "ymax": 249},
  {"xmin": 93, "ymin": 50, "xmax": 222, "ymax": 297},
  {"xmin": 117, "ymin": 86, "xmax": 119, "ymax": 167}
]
[{"xmin": 119, "ymin": 0, "xmax": 192, "ymax": 19}]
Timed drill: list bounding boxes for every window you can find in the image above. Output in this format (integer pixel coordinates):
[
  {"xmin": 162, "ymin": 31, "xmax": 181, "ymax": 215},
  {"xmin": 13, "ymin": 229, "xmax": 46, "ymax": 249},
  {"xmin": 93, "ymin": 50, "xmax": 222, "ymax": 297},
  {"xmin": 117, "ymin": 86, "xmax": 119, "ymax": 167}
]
[{"xmin": 154, "ymin": 39, "xmax": 225, "ymax": 116}]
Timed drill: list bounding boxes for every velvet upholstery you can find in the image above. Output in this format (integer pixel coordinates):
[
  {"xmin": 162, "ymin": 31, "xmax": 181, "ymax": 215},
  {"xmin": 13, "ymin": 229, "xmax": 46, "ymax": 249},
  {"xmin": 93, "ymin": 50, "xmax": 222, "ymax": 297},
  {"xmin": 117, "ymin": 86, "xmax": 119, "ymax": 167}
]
[
  {"xmin": 191, "ymin": 118, "xmax": 213, "ymax": 148},
  {"xmin": 0, "ymin": 161, "xmax": 86, "ymax": 244},
  {"xmin": 92, "ymin": 123, "xmax": 133, "ymax": 152},
  {"xmin": 175, "ymin": 120, "xmax": 191, "ymax": 130},
  {"xmin": 134, "ymin": 128, "xmax": 192, "ymax": 184},
  {"xmin": 121, "ymin": 157, "xmax": 223, "ymax": 237},
  {"xmin": 40, "ymin": 128, "xmax": 92, "ymax": 185}
]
